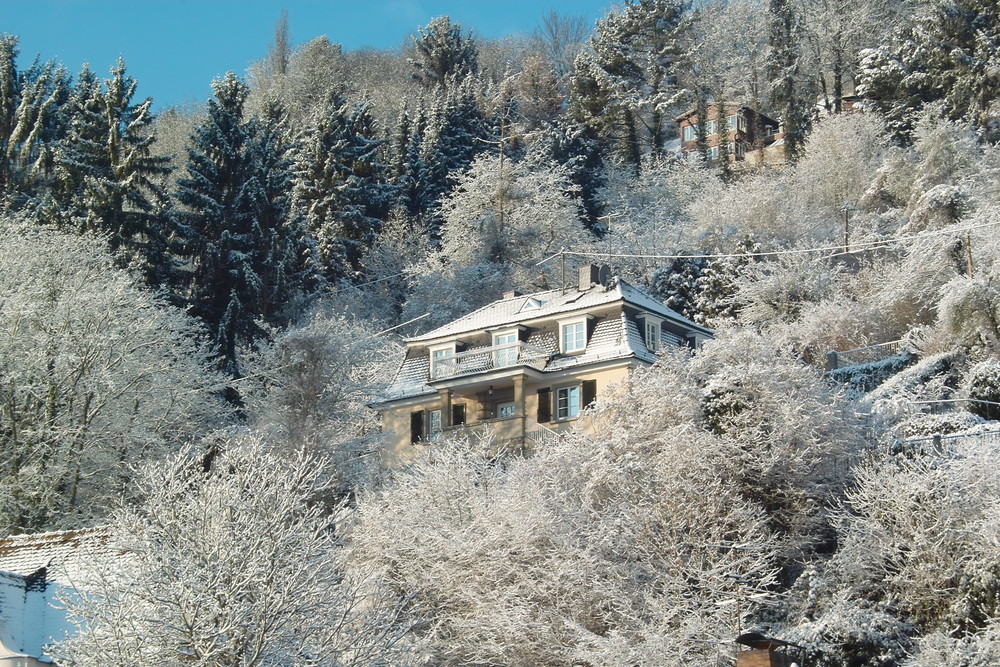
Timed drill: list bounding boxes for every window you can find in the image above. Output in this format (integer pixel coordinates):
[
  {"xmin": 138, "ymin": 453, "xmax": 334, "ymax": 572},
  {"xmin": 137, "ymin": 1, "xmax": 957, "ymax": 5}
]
[
  {"xmin": 560, "ymin": 318, "xmax": 588, "ymax": 354},
  {"xmin": 706, "ymin": 119, "xmax": 717, "ymax": 135},
  {"xmin": 452, "ymin": 404, "xmax": 466, "ymax": 426},
  {"xmin": 556, "ymin": 385, "xmax": 581, "ymax": 420},
  {"xmin": 429, "ymin": 343, "xmax": 456, "ymax": 379},
  {"xmin": 496, "ymin": 401, "xmax": 516, "ymax": 419},
  {"xmin": 645, "ymin": 320, "xmax": 660, "ymax": 352},
  {"xmin": 493, "ymin": 331, "xmax": 518, "ymax": 368},
  {"xmin": 638, "ymin": 314, "xmax": 663, "ymax": 352},
  {"xmin": 410, "ymin": 411, "xmax": 424, "ymax": 443},
  {"xmin": 709, "ymin": 145, "xmax": 719, "ymax": 161},
  {"xmin": 553, "ymin": 380, "xmax": 597, "ymax": 421},
  {"xmin": 429, "ymin": 409, "xmax": 442, "ymax": 441},
  {"xmin": 682, "ymin": 124, "xmax": 696, "ymax": 142},
  {"xmin": 727, "ymin": 114, "xmax": 738, "ymax": 132}
]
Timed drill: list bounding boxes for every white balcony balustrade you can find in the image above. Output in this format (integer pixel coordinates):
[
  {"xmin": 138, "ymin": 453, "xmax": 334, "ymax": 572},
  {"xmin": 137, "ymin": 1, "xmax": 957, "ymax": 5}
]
[{"xmin": 431, "ymin": 341, "xmax": 550, "ymax": 380}]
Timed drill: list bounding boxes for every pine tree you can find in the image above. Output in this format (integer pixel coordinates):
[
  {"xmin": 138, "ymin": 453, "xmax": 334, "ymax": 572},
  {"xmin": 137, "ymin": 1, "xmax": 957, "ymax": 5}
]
[
  {"xmin": 176, "ymin": 73, "xmax": 310, "ymax": 378},
  {"xmin": 767, "ymin": 0, "xmax": 813, "ymax": 162},
  {"xmin": 570, "ymin": 0, "xmax": 690, "ymax": 164},
  {"xmin": 420, "ymin": 79, "xmax": 488, "ymax": 239},
  {"xmin": 858, "ymin": 0, "xmax": 1000, "ymax": 143}
]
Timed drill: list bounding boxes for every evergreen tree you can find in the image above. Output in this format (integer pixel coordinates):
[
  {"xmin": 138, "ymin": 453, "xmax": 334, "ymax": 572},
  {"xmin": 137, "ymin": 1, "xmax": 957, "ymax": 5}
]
[
  {"xmin": 0, "ymin": 36, "xmax": 69, "ymax": 202},
  {"xmin": 767, "ymin": 0, "xmax": 813, "ymax": 162},
  {"xmin": 570, "ymin": 0, "xmax": 690, "ymax": 164},
  {"xmin": 290, "ymin": 93, "xmax": 390, "ymax": 281},
  {"xmin": 409, "ymin": 16, "xmax": 479, "ymax": 89},
  {"xmin": 858, "ymin": 0, "xmax": 1000, "ymax": 143},
  {"xmin": 176, "ymin": 73, "xmax": 309, "ymax": 378},
  {"xmin": 54, "ymin": 60, "xmax": 174, "ymax": 285},
  {"xmin": 420, "ymin": 79, "xmax": 488, "ymax": 239}
]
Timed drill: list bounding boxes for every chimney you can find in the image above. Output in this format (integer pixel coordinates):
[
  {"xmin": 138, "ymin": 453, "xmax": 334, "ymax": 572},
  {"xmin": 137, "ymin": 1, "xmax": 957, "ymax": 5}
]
[
  {"xmin": 503, "ymin": 290, "xmax": 522, "ymax": 299},
  {"xmin": 578, "ymin": 264, "xmax": 600, "ymax": 291}
]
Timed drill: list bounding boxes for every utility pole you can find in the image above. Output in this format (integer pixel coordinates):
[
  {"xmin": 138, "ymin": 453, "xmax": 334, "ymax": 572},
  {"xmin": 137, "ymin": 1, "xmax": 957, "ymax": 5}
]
[
  {"xmin": 966, "ymin": 231, "xmax": 974, "ymax": 278},
  {"xmin": 841, "ymin": 202, "xmax": 857, "ymax": 255}
]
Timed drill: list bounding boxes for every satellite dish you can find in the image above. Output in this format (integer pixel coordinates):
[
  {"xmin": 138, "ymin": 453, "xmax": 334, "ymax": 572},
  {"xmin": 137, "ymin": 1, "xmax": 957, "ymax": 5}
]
[{"xmin": 598, "ymin": 264, "xmax": 613, "ymax": 286}]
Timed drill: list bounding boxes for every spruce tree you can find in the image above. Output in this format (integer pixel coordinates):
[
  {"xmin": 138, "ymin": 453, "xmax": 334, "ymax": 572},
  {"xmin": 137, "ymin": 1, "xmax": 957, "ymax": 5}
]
[
  {"xmin": 54, "ymin": 60, "xmax": 174, "ymax": 285},
  {"xmin": 409, "ymin": 16, "xmax": 479, "ymax": 89},
  {"xmin": 0, "ymin": 36, "xmax": 69, "ymax": 201},
  {"xmin": 176, "ymin": 73, "xmax": 309, "ymax": 377},
  {"xmin": 290, "ymin": 93, "xmax": 390, "ymax": 281}
]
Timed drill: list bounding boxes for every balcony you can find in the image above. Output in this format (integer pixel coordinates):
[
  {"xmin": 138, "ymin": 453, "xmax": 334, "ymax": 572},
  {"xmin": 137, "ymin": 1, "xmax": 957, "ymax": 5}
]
[{"xmin": 432, "ymin": 341, "xmax": 550, "ymax": 380}]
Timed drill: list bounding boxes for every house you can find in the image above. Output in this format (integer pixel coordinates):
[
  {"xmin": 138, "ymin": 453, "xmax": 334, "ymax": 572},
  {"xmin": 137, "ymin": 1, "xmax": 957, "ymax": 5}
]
[
  {"xmin": 675, "ymin": 103, "xmax": 784, "ymax": 167},
  {"xmin": 373, "ymin": 265, "xmax": 713, "ymax": 461},
  {"xmin": 0, "ymin": 528, "xmax": 111, "ymax": 665}
]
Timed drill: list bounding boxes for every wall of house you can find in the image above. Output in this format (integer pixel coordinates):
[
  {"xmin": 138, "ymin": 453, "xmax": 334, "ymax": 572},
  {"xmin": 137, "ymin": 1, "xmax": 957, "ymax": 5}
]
[
  {"xmin": 379, "ymin": 364, "xmax": 634, "ymax": 464},
  {"xmin": 0, "ymin": 571, "xmax": 68, "ymax": 665}
]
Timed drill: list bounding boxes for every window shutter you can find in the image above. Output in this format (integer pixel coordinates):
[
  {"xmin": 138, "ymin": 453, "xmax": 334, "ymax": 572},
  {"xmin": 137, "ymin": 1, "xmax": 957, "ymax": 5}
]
[
  {"xmin": 410, "ymin": 411, "xmax": 424, "ymax": 443},
  {"xmin": 582, "ymin": 380, "xmax": 597, "ymax": 408},
  {"xmin": 537, "ymin": 388, "xmax": 551, "ymax": 423},
  {"xmin": 452, "ymin": 404, "xmax": 466, "ymax": 426}
]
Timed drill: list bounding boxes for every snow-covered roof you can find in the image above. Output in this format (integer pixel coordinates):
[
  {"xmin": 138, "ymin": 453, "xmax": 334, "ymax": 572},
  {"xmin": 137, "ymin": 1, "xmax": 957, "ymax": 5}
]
[
  {"xmin": 0, "ymin": 526, "xmax": 112, "ymax": 587},
  {"xmin": 406, "ymin": 279, "xmax": 709, "ymax": 345},
  {"xmin": 376, "ymin": 279, "xmax": 710, "ymax": 405}
]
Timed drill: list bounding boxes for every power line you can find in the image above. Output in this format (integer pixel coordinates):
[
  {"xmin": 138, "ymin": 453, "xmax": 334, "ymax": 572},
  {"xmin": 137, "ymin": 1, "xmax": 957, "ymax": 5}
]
[{"xmin": 537, "ymin": 219, "xmax": 1000, "ymax": 264}]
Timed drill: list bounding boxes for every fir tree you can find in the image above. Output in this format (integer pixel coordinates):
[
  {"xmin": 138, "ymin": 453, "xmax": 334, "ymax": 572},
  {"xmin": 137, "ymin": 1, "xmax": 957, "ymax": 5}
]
[
  {"xmin": 0, "ymin": 36, "xmax": 69, "ymax": 202},
  {"xmin": 409, "ymin": 16, "xmax": 479, "ymax": 89}
]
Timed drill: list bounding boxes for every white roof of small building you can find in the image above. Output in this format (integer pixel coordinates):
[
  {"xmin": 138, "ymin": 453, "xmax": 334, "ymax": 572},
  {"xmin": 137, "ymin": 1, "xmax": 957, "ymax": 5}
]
[{"xmin": 0, "ymin": 527, "xmax": 112, "ymax": 587}]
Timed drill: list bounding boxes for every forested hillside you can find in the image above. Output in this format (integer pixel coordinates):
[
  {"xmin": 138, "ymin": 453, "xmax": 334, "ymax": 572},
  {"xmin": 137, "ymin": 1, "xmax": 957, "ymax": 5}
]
[{"xmin": 3, "ymin": 0, "xmax": 1000, "ymax": 663}]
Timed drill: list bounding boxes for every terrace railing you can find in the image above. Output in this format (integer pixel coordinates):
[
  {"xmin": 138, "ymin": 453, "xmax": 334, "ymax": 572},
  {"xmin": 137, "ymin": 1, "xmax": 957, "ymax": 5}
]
[{"xmin": 432, "ymin": 341, "xmax": 550, "ymax": 380}]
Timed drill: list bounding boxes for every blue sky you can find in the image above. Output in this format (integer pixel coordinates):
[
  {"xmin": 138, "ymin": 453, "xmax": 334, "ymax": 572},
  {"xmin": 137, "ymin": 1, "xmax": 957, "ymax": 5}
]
[{"xmin": 4, "ymin": 1, "xmax": 615, "ymax": 109}]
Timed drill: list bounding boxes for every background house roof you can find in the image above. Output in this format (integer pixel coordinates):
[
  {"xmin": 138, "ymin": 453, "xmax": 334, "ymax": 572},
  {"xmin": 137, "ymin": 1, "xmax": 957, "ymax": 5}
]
[{"xmin": 0, "ymin": 527, "xmax": 112, "ymax": 587}]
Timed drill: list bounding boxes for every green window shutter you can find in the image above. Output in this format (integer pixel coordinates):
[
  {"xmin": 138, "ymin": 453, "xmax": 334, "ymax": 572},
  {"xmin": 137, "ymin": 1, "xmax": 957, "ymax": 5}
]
[
  {"xmin": 582, "ymin": 379, "xmax": 597, "ymax": 408},
  {"xmin": 537, "ymin": 388, "xmax": 551, "ymax": 423}
]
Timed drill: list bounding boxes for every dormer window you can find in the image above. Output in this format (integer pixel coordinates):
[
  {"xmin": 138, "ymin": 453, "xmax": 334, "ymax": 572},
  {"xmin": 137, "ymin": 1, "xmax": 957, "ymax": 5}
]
[
  {"xmin": 558, "ymin": 316, "xmax": 589, "ymax": 354},
  {"xmin": 429, "ymin": 342, "xmax": 457, "ymax": 379},
  {"xmin": 492, "ymin": 329, "xmax": 519, "ymax": 368},
  {"xmin": 637, "ymin": 314, "xmax": 664, "ymax": 352}
]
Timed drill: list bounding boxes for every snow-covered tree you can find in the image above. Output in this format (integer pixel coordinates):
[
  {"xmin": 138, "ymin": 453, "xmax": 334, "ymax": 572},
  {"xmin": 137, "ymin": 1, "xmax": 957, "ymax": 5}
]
[
  {"xmin": 437, "ymin": 150, "xmax": 584, "ymax": 275},
  {"xmin": 53, "ymin": 59, "xmax": 174, "ymax": 285},
  {"xmin": 784, "ymin": 432, "xmax": 1000, "ymax": 664},
  {"xmin": 0, "ymin": 221, "xmax": 228, "ymax": 534},
  {"xmin": 0, "ymin": 35, "xmax": 69, "ymax": 199},
  {"xmin": 572, "ymin": 0, "xmax": 690, "ymax": 161},
  {"xmin": 242, "ymin": 309, "xmax": 400, "ymax": 494},
  {"xmin": 176, "ymin": 73, "xmax": 312, "ymax": 377},
  {"xmin": 409, "ymin": 16, "xmax": 479, "ymax": 89},
  {"xmin": 290, "ymin": 93, "xmax": 390, "ymax": 281},
  {"xmin": 857, "ymin": 0, "xmax": 1000, "ymax": 143},
  {"xmin": 52, "ymin": 434, "xmax": 413, "ymax": 666}
]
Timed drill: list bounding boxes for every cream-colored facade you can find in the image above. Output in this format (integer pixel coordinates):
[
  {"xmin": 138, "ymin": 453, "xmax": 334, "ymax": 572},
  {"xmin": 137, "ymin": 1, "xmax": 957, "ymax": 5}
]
[{"xmin": 375, "ymin": 267, "xmax": 712, "ymax": 463}]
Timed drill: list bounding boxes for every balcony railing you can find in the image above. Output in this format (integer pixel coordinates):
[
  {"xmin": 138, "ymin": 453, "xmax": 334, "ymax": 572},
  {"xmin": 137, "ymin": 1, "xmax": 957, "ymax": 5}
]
[{"xmin": 432, "ymin": 341, "xmax": 550, "ymax": 380}]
